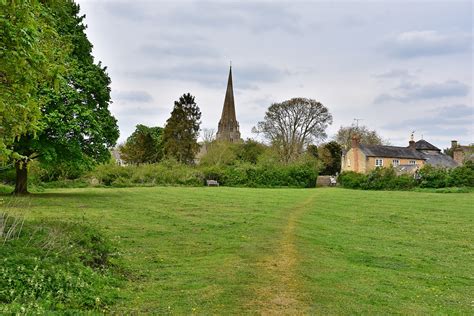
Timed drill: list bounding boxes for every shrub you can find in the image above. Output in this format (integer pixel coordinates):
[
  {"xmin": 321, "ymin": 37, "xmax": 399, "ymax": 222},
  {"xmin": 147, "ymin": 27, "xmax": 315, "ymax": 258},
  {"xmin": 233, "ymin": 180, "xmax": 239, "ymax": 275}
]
[
  {"xmin": 392, "ymin": 174, "xmax": 416, "ymax": 190},
  {"xmin": 338, "ymin": 171, "xmax": 367, "ymax": 189},
  {"xmin": 362, "ymin": 167, "xmax": 416, "ymax": 190},
  {"xmin": 0, "ymin": 218, "xmax": 120, "ymax": 314},
  {"xmin": 446, "ymin": 165, "xmax": 474, "ymax": 187},
  {"xmin": 339, "ymin": 164, "xmax": 474, "ymax": 191},
  {"xmin": 419, "ymin": 165, "xmax": 448, "ymax": 188},
  {"xmin": 199, "ymin": 141, "xmax": 238, "ymax": 166},
  {"xmin": 364, "ymin": 168, "xmax": 396, "ymax": 190}
]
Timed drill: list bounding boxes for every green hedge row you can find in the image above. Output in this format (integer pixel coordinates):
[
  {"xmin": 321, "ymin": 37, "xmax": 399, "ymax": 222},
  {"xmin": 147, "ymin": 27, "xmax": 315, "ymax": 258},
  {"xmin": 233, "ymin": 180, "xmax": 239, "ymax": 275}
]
[
  {"xmin": 88, "ymin": 160, "xmax": 318, "ymax": 188},
  {"xmin": 338, "ymin": 162, "xmax": 474, "ymax": 190}
]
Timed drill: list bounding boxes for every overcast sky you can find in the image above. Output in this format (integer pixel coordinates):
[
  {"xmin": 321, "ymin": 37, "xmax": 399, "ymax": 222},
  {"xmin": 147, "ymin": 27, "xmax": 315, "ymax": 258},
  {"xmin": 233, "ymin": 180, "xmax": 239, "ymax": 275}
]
[{"xmin": 77, "ymin": 0, "xmax": 473, "ymax": 149}]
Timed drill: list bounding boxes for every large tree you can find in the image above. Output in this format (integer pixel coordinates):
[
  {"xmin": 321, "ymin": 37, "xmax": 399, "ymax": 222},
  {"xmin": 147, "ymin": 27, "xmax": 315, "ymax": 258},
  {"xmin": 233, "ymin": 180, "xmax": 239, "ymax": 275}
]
[
  {"xmin": 162, "ymin": 93, "xmax": 201, "ymax": 164},
  {"xmin": 317, "ymin": 141, "xmax": 342, "ymax": 175},
  {"xmin": 119, "ymin": 125, "xmax": 163, "ymax": 165},
  {"xmin": 9, "ymin": 1, "xmax": 119, "ymax": 194},
  {"xmin": 0, "ymin": 1, "xmax": 68, "ymax": 159},
  {"xmin": 256, "ymin": 98, "xmax": 332, "ymax": 163},
  {"xmin": 334, "ymin": 125, "xmax": 386, "ymax": 151}
]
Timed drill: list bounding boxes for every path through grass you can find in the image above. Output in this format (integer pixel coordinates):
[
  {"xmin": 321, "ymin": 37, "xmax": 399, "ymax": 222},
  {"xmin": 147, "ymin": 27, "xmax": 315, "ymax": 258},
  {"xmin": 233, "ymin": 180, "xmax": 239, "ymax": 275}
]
[{"xmin": 2, "ymin": 187, "xmax": 473, "ymax": 314}]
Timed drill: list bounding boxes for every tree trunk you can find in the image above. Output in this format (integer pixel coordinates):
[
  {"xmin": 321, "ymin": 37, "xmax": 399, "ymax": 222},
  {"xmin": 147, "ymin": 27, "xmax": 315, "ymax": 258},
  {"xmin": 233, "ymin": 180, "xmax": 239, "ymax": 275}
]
[{"xmin": 13, "ymin": 161, "xmax": 29, "ymax": 195}]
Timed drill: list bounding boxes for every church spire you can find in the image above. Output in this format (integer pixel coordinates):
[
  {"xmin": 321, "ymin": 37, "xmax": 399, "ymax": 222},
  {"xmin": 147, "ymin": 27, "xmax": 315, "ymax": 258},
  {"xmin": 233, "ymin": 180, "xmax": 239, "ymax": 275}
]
[{"xmin": 216, "ymin": 65, "xmax": 241, "ymax": 142}]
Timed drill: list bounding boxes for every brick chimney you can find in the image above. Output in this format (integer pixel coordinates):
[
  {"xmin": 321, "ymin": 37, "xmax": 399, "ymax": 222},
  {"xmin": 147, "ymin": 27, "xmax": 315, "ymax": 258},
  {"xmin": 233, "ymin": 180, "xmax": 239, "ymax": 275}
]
[
  {"xmin": 451, "ymin": 140, "xmax": 458, "ymax": 149},
  {"xmin": 351, "ymin": 134, "xmax": 360, "ymax": 149},
  {"xmin": 408, "ymin": 131, "xmax": 416, "ymax": 150},
  {"xmin": 351, "ymin": 135, "xmax": 360, "ymax": 172}
]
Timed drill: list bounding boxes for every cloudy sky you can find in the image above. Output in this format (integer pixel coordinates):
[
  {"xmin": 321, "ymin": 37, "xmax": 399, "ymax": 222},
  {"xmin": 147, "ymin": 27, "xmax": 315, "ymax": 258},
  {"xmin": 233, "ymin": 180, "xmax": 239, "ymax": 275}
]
[{"xmin": 77, "ymin": 0, "xmax": 473, "ymax": 149}]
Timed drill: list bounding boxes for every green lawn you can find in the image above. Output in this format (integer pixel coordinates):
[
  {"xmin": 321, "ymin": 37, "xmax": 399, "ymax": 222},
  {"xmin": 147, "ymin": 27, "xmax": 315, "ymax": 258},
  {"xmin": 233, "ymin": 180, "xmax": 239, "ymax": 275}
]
[{"xmin": 3, "ymin": 187, "xmax": 473, "ymax": 314}]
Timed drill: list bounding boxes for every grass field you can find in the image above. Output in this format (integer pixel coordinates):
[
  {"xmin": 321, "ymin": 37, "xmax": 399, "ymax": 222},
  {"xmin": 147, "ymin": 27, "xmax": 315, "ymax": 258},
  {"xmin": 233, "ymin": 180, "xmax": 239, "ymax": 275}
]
[{"xmin": 2, "ymin": 187, "xmax": 473, "ymax": 314}]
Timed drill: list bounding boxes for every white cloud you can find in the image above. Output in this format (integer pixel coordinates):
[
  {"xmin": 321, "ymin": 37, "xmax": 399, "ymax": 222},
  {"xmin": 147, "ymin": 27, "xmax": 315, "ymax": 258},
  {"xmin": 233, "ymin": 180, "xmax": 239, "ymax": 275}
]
[
  {"xmin": 383, "ymin": 30, "xmax": 471, "ymax": 58},
  {"xmin": 113, "ymin": 91, "xmax": 153, "ymax": 103},
  {"xmin": 76, "ymin": 0, "xmax": 473, "ymax": 147},
  {"xmin": 374, "ymin": 80, "xmax": 470, "ymax": 103}
]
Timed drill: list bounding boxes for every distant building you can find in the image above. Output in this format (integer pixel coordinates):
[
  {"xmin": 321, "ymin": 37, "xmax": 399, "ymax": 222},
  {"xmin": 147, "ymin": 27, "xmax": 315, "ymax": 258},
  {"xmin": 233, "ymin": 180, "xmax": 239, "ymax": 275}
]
[
  {"xmin": 451, "ymin": 140, "xmax": 474, "ymax": 165},
  {"xmin": 216, "ymin": 66, "xmax": 241, "ymax": 142},
  {"xmin": 341, "ymin": 136, "xmax": 458, "ymax": 174},
  {"xmin": 111, "ymin": 148, "xmax": 125, "ymax": 166},
  {"xmin": 415, "ymin": 139, "xmax": 458, "ymax": 168}
]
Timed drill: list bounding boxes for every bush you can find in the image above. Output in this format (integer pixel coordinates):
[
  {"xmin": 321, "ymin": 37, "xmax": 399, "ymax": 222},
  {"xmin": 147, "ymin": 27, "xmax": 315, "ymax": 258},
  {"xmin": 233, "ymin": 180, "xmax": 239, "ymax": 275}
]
[
  {"xmin": 339, "ymin": 164, "xmax": 474, "ymax": 191},
  {"xmin": 0, "ymin": 218, "xmax": 120, "ymax": 314},
  {"xmin": 418, "ymin": 165, "xmax": 448, "ymax": 188},
  {"xmin": 217, "ymin": 161, "xmax": 318, "ymax": 188},
  {"xmin": 86, "ymin": 157, "xmax": 318, "ymax": 189},
  {"xmin": 446, "ymin": 165, "xmax": 474, "ymax": 187},
  {"xmin": 338, "ymin": 171, "xmax": 367, "ymax": 189}
]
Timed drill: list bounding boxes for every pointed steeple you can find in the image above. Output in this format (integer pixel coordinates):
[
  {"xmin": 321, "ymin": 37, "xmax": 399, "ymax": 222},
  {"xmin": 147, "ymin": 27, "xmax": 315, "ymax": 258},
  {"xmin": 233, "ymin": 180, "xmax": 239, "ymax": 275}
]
[{"xmin": 216, "ymin": 65, "xmax": 241, "ymax": 142}]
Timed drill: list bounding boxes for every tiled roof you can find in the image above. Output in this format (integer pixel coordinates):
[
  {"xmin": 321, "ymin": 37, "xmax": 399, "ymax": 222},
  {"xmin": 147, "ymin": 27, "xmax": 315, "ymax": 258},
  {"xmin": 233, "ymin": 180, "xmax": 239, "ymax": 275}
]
[
  {"xmin": 422, "ymin": 152, "xmax": 459, "ymax": 168},
  {"xmin": 415, "ymin": 139, "xmax": 440, "ymax": 151},
  {"xmin": 359, "ymin": 144, "xmax": 425, "ymax": 159}
]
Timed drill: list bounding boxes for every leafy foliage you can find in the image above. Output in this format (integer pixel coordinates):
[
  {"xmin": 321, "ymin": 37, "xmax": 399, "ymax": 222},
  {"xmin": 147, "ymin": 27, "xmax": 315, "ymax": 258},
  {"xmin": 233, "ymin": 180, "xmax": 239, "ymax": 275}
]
[
  {"xmin": 339, "ymin": 163, "xmax": 474, "ymax": 190},
  {"xmin": 7, "ymin": 1, "xmax": 119, "ymax": 194},
  {"xmin": 334, "ymin": 125, "xmax": 387, "ymax": 151},
  {"xmin": 339, "ymin": 169, "xmax": 416, "ymax": 190},
  {"xmin": 256, "ymin": 98, "xmax": 332, "ymax": 163},
  {"xmin": 87, "ymin": 156, "xmax": 319, "ymax": 188},
  {"xmin": 119, "ymin": 125, "xmax": 163, "ymax": 165},
  {"xmin": 0, "ymin": 1, "xmax": 69, "ymax": 158},
  {"xmin": 236, "ymin": 139, "xmax": 266, "ymax": 164},
  {"xmin": 199, "ymin": 141, "xmax": 238, "ymax": 167},
  {"xmin": 163, "ymin": 93, "xmax": 201, "ymax": 164},
  {"xmin": 91, "ymin": 159, "xmax": 204, "ymax": 187},
  {"xmin": 0, "ymin": 217, "xmax": 119, "ymax": 313},
  {"xmin": 446, "ymin": 161, "xmax": 474, "ymax": 187},
  {"xmin": 316, "ymin": 141, "xmax": 342, "ymax": 175},
  {"xmin": 202, "ymin": 159, "xmax": 319, "ymax": 188},
  {"xmin": 199, "ymin": 139, "xmax": 266, "ymax": 167}
]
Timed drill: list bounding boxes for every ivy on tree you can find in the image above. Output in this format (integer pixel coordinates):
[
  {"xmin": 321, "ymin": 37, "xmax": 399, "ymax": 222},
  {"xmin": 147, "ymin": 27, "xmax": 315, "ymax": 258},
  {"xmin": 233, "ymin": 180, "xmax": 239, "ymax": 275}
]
[{"xmin": 162, "ymin": 93, "xmax": 201, "ymax": 164}]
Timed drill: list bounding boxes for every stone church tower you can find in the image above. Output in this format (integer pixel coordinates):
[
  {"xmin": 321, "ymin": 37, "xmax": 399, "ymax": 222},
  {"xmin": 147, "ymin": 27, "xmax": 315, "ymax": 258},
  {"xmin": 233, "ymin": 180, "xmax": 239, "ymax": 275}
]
[{"xmin": 216, "ymin": 66, "xmax": 241, "ymax": 142}]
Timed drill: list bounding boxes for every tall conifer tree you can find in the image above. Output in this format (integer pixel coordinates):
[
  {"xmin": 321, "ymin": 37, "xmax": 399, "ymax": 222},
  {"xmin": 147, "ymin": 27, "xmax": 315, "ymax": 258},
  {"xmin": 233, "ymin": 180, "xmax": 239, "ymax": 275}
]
[{"xmin": 163, "ymin": 93, "xmax": 201, "ymax": 164}]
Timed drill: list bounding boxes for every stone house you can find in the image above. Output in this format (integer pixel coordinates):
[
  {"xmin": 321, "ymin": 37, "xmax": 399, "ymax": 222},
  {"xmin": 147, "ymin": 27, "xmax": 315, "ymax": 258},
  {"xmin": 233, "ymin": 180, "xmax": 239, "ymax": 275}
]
[
  {"xmin": 451, "ymin": 140, "xmax": 474, "ymax": 165},
  {"xmin": 341, "ymin": 136, "xmax": 458, "ymax": 174}
]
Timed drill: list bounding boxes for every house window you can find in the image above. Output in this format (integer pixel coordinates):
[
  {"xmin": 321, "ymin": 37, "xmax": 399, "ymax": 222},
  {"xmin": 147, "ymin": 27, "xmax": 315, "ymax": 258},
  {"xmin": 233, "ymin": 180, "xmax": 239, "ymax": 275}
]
[
  {"xmin": 392, "ymin": 159, "xmax": 400, "ymax": 166},
  {"xmin": 409, "ymin": 160, "xmax": 416, "ymax": 165},
  {"xmin": 375, "ymin": 159, "xmax": 383, "ymax": 167}
]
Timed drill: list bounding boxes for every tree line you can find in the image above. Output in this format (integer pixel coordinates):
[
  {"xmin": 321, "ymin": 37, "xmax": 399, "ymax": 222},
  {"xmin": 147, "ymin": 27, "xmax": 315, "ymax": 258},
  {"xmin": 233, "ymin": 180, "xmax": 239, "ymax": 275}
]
[
  {"xmin": 1, "ymin": 1, "xmax": 386, "ymax": 193},
  {"xmin": 118, "ymin": 95, "xmax": 386, "ymax": 178}
]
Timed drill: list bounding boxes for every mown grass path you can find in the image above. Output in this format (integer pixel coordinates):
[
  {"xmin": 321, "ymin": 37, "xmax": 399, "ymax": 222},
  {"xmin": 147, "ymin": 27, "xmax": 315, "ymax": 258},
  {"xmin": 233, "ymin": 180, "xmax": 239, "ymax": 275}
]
[
  {"xmin": 3, "ymin": 187, "xmax": 473, "ymax": 314},
  {"xmin": 253, "ymin": 194, "xmax": 316, "ymax": 315}
]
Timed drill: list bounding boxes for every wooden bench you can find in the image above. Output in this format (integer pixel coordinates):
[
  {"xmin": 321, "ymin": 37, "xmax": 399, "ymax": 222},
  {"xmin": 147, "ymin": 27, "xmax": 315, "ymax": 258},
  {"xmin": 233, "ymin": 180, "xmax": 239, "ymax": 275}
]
[{"xmin": 206, "ymin": 180, "xmax": 219, "ymax": 187}]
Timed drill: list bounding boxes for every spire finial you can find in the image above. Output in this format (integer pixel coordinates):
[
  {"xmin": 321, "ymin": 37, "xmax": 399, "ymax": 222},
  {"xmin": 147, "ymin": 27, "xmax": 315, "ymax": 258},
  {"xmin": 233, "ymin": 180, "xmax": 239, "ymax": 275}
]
[{"xmin": 230, "ymin": 60, "xmax": 232, "ymax": 68}]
